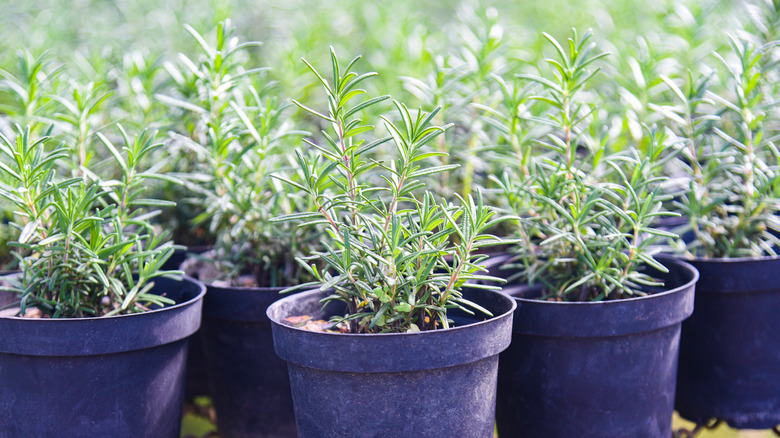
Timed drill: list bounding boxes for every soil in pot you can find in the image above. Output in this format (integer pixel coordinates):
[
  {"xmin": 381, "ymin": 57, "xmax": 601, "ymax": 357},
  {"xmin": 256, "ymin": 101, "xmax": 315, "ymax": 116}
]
[
  {"xmin": 0, "ymin": 275, "xmax": 205, "ymax": 438},
  {"xmin": 492, "ymin": 257, "xmax": 698, "ymax": 438},
  {"xmin": 267, "ymin": 287, "xmax": 516, "ymax": 438},
  {"xmin": 675, "ymin": 255, "xmax": 780, "ymax": 430}
]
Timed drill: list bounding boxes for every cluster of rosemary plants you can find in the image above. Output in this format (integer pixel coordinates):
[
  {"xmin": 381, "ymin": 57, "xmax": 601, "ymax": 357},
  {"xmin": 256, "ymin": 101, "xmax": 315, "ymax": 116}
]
[
  {"xmin": 0, "ymin": 0, "xmax": 776, "ymax": 319},
  {"xmin": 274, "ymin": 50, "xmax": 509, "ymax": 333},
  {"xmin": 0, "ymin": 126, "xmax": 178, "ymax": 317},
  {"xmin": 656, "ymin": 32, "xmax": 780, "ymax": 258},
  {"xmin": 492, "ymin": 30, "xmax": 679, "ymax": 301},
  {"xmin": 399, "ymin": 5, "xmax": 510, "ymax": 200},
  {"xmin": 158, "ymin": 21, "xmax": 319, "ymax": 287}
]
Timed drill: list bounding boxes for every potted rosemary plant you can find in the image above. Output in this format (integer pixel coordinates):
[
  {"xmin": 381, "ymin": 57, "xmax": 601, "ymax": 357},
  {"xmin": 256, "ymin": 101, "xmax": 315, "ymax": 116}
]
[
  {"xmin": 655, "ymin": 33, "xmax": 780, "ymax": 429},
  {"xmin": 267, "ymin": 49, "xmax": 516, "ymax": 437},
  {"xmin": 159, "ymin": 22, "xmax": 316, "ymax": 437},
  {"xmin": 485, "ymin": 30, "xmax": 699, "ymax": 438},
  {"xmin": 0, "ymin": 125, "xmax": 205, "ymax": 437}
]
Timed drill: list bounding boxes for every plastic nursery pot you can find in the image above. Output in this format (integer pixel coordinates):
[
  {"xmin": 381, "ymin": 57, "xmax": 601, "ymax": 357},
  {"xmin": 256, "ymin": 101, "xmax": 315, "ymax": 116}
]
[
  {"xmin": 490, "ymin": 256, "xmax": 698, "ymax": 438},
  {"xmin": 267, "ymin": 287, "xmax": 516, "ymax": 438},
  {"xmin": 200, "ymin": 283, "xmax": 303, "ymax": 438},
  {"xmin": 674, "ymin": 255, "xmax": 780, "ymax": 429},
  {"xmin": 0, "ymin": 275, "xmax": 205, "ymax": 438},
  {"xmin": 183, "ymin": 326, "xmax": 210, "ymax": 400},
  {"xmin": 167, "ymin": 245, "xmax": 214, "ymax": 401}
]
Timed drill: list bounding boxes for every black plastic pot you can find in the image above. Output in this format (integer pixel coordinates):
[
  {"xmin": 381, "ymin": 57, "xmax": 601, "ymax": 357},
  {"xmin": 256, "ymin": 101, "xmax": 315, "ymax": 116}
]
[
  {"xmin": 184, "ymin": 326, "xmax": 210, "ymax": 400},
  {"xmin": 492, "ymin": 256, "xmax": 698, "ymax": 438},
  {"xmin": 167, "ymin": 245, "xmax": 213, "ymax": 401},
  {"xmin": 675, "ymin": 255, "xmax": 780, "ymax": 429},
  {"xmin": 267, "ymin": 287, "xmax": 516, "ymax": 438},
  {"xmin": 0, "ymin": 275, "xmax": 205, "ymax": 438},
  {"xmin": 200, "ymin": 284, "xmax": 299, "ymax": 438}
]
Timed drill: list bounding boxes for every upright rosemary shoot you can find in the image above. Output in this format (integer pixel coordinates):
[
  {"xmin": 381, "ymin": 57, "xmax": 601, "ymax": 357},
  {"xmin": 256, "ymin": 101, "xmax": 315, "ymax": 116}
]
[
  {"xmin": 273, "ymin": 49, "xmax": 509, "ymax": 333},
  {"xmin": 495, "ymin": 30, "xmax": 678, "ymax": 301}
]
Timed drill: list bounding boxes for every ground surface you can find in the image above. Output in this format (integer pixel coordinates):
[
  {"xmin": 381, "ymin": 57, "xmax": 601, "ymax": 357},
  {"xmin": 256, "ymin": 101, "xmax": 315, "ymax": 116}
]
[{"xmin": 179, "ymin": 399, "xmax": 777, "ymax": 438}]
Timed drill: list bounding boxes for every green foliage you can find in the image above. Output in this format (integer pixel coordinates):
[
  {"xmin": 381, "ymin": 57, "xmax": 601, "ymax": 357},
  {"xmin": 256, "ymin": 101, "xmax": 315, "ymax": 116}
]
[
  {"xmin": 0, "ymin": 221, "xmax": 14, "ymax": 271},
  {"xmin": 494, "ymin": 30, "xmax": 678, "ymax": 301},
  {"xmin": 657, "ymin": 33, "xmax": 780, "ymax": 258},
  {"xmin": 52, "ymin": 80, "xmax": 113, "ymax": 173},
  {"xmin": 400, "ymin": 6, "xmax": 510, "ymax": 200},
  {"xmin": 0, "ymin": 125, "xmax": 178, "ymax": 317},
  {"xmin": 0, "ymin": 0, "xmax": 772, "ymax": 309},
  {"xmin": 273, "ymin": 49, "xmax": 509, "ymax": 333},
  {"xmin": 152, "ymin": 20, "xmax": 261, "ymax": 249},
  {"xmin": 158, "ymin": 21, "xmax": 317, "ymax": 287},
  {"xmin": 0, "ymin": 51, "xmax": 62, "ymax": 132}
]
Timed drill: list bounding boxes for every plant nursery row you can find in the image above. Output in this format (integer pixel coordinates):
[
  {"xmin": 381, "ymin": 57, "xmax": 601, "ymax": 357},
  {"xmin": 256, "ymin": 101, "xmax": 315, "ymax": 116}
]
[{"xmin": 0, "ymin": 0, "xmax": 778, "ymax": 436}]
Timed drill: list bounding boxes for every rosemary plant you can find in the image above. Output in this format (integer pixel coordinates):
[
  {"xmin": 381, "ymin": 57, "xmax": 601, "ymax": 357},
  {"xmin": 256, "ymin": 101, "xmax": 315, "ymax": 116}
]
[
  {"xmin": 51, "ymin": 79, "xmax": 112, "ymax": 173},
  {"xmin": 159, "ymin": 21, "xmax": 316, "ymax": 287},
  {"xmin": 114, "ymin": 50, "xmax": 172, "ymax": 131},
  {"xmin": 0, "ymin": 51, "xmax": 62, "ymax": 133},
  {"xmin": 155, "ymin": 20, "xmax": 266, "ymax": 248},
  {"xmin": 400, "ymin": 6, "xmax": 508, "ymax": 200},
  {"xmin": 273, "ymin": 49, "xmax": 509, "ymax": 333},
  {"xmin": 494, "ymin": 30, "xmax": 678, "ymax": 301},
  {"xmin": 0, "ymin": 125, "xmax": 179, "ymax": 318},
  {"xmin": 657, "ymin": 34, "xmax": 780, "ymax": 258}
]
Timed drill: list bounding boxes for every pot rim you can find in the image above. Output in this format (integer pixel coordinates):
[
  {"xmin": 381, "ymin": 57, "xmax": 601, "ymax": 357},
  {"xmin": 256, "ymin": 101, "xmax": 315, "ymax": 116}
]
[
  {"xmin": 502, "ymin": 257, "xmax": 698, "ymax": 337},
  {"xmin": 267, "ymin": 287, "xmax": 517, "ymax": 338},
  {"xmin": 676, "ymin": 253, "xmax": 780, "ymax": 264},
  {"xmin": 489, "ymin": 255, "xmax": 699, "ymax": 307},
  {"xmin": 0, "ymin": 273, "xmax": 206, "ymax": 322},
  {"xmin": 663, "ymin": 250, "xmax": 780, "ymax": 293},
  {"xmin": 268, "ymin": 286, "xmax": 517, "ymax": 372},
  {"xmin": 0, "ymin": 275, "xmax": 206, "ymax": 356},
  {"xmin": 204, "ymin": 282, "xmax": 287, "ymax": 293},
  {"xmin": 201, "ymin": 281, "xmax": 301, "ymax": 322}
]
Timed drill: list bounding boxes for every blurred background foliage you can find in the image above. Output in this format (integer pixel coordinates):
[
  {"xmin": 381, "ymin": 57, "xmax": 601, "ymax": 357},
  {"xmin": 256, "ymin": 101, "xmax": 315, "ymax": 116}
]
[
  {"xmin": 0, "ymin": 0, "xmax": 762, "ymax": 174},
  {"xmin": 0, "ymin": 0, "xmax": 747, "ymax": 106}
]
